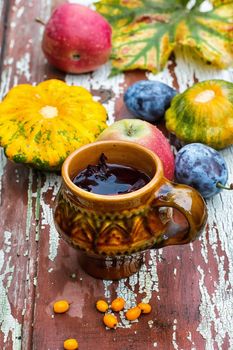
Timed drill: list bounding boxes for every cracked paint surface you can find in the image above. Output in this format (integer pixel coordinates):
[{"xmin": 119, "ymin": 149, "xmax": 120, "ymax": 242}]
[{"xmin": 0, "ymin": 233, "xmax": 21, "ymax": 350}]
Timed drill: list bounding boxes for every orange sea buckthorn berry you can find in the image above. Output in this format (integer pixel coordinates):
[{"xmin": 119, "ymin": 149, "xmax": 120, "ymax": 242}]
[
  {"xmin": 96, "ymin": 299, "xmax": 109, "ymax": 313},
  {"xmin": 103, "ymin": 313, "xmax": 118, "ymax": 329},
  {"xmin": 125, "ymin": 306, "xmax": 141, "ymax": 321},
  {"xmin": 63, "ymin": 338, "xmax": 79, "ymax": 350},
  {"xmin": 138, "ymin": 302, "xmax": 152, "ymax": 314},
  {"xmin": 111, "ymin": 297, "xmax": 125, "ymax": 312},
  {"xmin": 53, "ymin": 300, "xmax": 70, "ymax": 314}
]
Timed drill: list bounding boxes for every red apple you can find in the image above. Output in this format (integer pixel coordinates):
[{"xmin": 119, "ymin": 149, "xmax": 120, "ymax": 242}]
[
  {"xmin": 96, "ymin": 119, "xmax": 175, "ymax": 180},
  {"xmin": 42, "ymin": 3, "xmax": 112, "ymax": 74}
]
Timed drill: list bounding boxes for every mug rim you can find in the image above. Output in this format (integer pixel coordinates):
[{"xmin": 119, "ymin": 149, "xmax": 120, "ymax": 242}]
[{"xmin": 62, "ymin": 140, "xmax": 164, "ymax": 203}]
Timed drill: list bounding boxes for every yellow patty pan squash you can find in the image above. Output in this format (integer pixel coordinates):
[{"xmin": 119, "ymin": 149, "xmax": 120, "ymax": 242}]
[
  {"xmin": 0, "ymin": 79, "xmax": 107, "ymax": 170},
  {"xmin": 165, "ymin": 80, "xmax": 233, "ymax": 150}
]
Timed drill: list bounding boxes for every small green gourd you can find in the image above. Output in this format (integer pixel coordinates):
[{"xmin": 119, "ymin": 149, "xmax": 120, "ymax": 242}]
[{"xmin": 165, "ymin": 80, "xmax": 233, "ymax": 150}]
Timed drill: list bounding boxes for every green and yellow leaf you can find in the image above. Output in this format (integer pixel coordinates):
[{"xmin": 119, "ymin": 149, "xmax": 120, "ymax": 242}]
[{"xmin": 96, "ymin": 0, "xmax": 233, "ymax": 74}]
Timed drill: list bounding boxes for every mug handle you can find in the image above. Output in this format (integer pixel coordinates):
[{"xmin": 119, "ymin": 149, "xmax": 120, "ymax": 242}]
[{"xmin": 150, "ymin": 180, "xmax": 208, "ymax": 249}]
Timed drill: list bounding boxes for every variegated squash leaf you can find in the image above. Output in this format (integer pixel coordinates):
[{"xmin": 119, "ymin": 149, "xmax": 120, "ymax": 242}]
[{"xmin": 96, "ymin": 0, "xmax": 233, "ymax": 74}]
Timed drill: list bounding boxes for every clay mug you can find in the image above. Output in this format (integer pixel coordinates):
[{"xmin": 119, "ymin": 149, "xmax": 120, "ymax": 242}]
[{"xmin": 53, "ymin": 141, "xmax": 208, "ymax": 280}]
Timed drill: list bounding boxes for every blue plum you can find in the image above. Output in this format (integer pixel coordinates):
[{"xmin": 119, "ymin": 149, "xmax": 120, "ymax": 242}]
[
  {"xmin": 175, "ymin": 143, "xmax": 229, "ymax": 199},
  {"xmin": 124, "ymin": 80, "xmax": 177, "ymax": 123}
]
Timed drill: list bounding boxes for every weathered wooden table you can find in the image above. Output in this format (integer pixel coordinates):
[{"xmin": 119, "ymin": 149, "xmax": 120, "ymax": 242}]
[{"xmin": 0, "ymin": 1, "xmax": 233, "ymax": 349}]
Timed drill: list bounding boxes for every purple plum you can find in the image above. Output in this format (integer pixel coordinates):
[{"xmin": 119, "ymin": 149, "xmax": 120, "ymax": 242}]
[
  {"xmin": 175, "ymin": 143, "xmax": 231, "ymax": 199},
  {"xmin": 124, "ymin": 80, "xmax": 177, "ymax": 123}
]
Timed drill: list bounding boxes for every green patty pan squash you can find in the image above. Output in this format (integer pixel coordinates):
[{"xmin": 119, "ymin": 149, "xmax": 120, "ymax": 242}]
[
  {"xmin": 165, "ymin": 80, "xmax": 233, "ymax": 150},
  {"xmin": 0, "ymin": 79, "xmax": 107, "ymax": 170}
]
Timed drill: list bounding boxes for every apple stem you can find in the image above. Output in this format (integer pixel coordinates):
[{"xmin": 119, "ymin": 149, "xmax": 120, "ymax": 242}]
[
  {"xmin": 35, "ymin": 17, "xmax": 45, "ymax": 26},
  {"xmin": 127, "ymin": 124, "xmax": 135, "ymax": 137},
  {"xmin": 217, "ymin": 182, "xmax": 233, "ymax": 191}
]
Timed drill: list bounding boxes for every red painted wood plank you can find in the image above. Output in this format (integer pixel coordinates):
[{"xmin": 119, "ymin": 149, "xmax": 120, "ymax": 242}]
[
  {"xmin": 0, "ymin": 0, "xmax": 9, "ymax": 71},
  {"xmin": 0, "ymin": 1, "xmax": 62, "ymax": 349}
]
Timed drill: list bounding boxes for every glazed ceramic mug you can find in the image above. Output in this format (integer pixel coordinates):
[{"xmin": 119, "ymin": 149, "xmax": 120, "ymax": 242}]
[{"xmin": 53, "ymin": 141, "xmax": 207, "ymax": 279}]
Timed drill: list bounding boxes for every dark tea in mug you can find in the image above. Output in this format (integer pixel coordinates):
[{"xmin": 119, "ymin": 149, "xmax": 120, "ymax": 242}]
[{"xmin": 72, "ymin": 153, "xmax": 151, "ymax": 195}]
